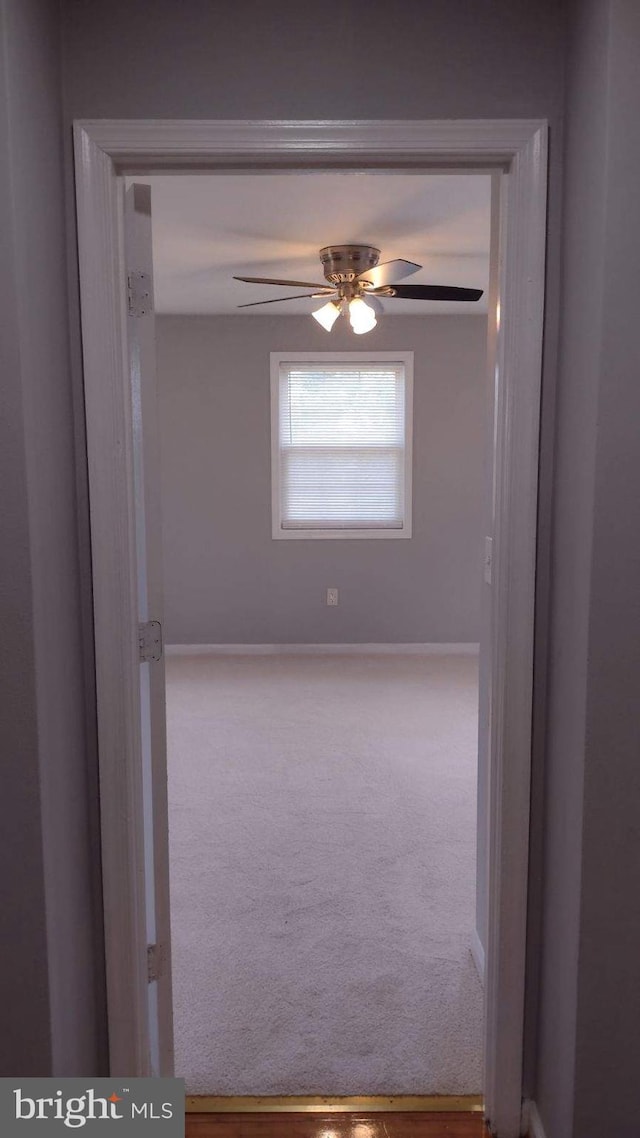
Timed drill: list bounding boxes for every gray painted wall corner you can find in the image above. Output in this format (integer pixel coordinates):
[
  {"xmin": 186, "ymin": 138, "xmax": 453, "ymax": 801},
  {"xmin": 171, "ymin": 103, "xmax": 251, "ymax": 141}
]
[{"xmin": 0, "ymin": 0, "xmax": 108, "ymax": 1077}]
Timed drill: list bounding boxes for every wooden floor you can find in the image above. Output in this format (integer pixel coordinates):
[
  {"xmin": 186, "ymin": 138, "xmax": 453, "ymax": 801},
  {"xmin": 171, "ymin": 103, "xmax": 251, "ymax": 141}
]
[{"xmin": 185, "ymin": 1113, "xmax": 491, "ymax": 1137}]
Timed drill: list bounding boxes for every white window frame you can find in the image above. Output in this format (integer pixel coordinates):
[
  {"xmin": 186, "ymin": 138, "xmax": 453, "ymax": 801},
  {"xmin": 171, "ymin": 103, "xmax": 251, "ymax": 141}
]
[{"xmin": 270, "ymin": 351, "xmax": 413, "ymax": 540}]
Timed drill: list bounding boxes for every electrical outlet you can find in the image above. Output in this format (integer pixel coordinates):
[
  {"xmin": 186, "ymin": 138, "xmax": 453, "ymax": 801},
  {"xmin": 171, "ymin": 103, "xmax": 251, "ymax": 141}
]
[{"xmin": 326, "ymin": 588, "xmax": 339, "ymax": 606}]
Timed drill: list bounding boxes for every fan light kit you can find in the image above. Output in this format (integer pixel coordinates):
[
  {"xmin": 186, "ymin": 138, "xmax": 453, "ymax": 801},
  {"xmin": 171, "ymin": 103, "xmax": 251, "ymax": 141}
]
[{"xmin": 234, "ymin": 244, "xmax": 483, "ymax": 334}]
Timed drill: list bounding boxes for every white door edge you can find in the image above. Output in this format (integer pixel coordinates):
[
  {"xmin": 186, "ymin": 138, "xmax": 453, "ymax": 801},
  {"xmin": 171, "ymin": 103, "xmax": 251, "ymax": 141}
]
[{"xmin": 73, "ymin": 117, "xmax": 547, "ymax": 1136}]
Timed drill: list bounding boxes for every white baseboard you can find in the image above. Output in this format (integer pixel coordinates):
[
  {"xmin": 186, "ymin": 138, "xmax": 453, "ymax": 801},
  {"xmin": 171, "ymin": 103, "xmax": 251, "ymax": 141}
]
[
  {"xmin": 522, "ymin": 1101, "xmax": 547, "ymax": 1138},
  {"xmin": 470, "ymin": 927, "xmax": 485, "ymax": 986},
  {"xmin": 166, "ymin": 642, "xmax": 480, "ymax": 657}
]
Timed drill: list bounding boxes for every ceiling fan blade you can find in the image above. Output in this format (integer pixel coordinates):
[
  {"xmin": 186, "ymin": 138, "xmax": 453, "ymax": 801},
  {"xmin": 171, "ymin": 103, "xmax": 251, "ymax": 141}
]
[
  {"xmin": 237, "ymin": 292, "xmax": 336, "ymax": 308},
  {"xmin": 234, "ymin": 275, "xmax": 333, "ymax": 290},
  {"xmin": 358, "ymin": 259, "xmax": 422, "ymax": 288},
  {"xmin": 384, "ymin": 284, "xmax": 484, "ymax": 302}
]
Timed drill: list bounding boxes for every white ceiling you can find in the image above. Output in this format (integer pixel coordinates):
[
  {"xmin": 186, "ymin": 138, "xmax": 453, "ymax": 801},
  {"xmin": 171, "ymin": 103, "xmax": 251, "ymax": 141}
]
[{"xmin": 132, "ymin": 172, "xmax": 492, "ymax": 316}]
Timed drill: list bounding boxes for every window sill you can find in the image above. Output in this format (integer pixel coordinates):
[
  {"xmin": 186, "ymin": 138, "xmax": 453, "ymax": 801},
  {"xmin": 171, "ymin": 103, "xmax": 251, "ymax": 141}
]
[{"xmin": 272, "ymin": 527, "xmax": 412, "ymax": 540}]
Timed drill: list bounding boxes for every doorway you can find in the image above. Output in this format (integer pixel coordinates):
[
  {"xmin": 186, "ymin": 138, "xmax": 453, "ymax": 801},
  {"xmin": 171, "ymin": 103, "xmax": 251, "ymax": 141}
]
[
  {"xmin": 143, "ymin": 165, "xmax": 491, "ymax": 1095},
  {"xmin": 73, "ymin": 118, "xmax": 547, "ymax": 1138}
]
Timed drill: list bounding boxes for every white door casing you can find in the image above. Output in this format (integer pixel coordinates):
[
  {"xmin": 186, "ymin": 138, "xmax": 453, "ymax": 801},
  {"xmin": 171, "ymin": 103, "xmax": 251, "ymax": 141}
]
[{"xmin": 73, "ymin": 119, "xmax": 547, "ymax": 1138}]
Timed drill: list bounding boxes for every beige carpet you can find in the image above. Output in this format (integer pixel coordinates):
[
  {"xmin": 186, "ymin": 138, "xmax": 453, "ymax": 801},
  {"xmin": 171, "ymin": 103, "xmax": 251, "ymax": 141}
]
[{"xmin": 166, "ymin": 652, "xmax": 483, "ymax": 1095}]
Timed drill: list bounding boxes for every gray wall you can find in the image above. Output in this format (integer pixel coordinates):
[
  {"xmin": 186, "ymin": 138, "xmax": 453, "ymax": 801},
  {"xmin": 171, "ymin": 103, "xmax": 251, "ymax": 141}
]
[
  {"xmin": 5, "ymin": 0, "xmax": 575, "ymax": 1094},
  {"xmin": 535, "ymin": 3, "xmax": 640, "ymax": 1137},
  {"xmin": 60, "ymin": 10, "xmax": 565, "ymax": 1092},
  {"xmin": 27, "ymin": 3, "xmax": 640, "ymax": 1129},
  {"xmin": 0, "ymin": 0, "xmax": 106, "ymax": 1076},
  {"xmin": 157, "ymin": 315, "xmax": 487, "ymax": 645}
]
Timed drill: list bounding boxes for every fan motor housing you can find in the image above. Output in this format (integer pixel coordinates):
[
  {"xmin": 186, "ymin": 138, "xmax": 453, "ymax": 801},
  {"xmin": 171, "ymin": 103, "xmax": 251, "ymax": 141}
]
[{"xmin": 319, "ymin": 244, "xmax": 380, "ymax": 284}]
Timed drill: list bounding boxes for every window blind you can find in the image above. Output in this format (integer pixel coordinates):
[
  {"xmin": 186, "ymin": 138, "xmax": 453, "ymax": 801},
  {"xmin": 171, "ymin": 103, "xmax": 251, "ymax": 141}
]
[{"xmin": 277, "ymin": 361, "xmax": 407, "ymax": 530}]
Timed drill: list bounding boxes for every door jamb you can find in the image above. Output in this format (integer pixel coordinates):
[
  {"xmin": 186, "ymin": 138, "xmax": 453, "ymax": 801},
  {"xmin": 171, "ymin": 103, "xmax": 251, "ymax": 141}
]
[{"xmin": 73, "ymin": 118, "xmax": 547, "ymax": 1138}]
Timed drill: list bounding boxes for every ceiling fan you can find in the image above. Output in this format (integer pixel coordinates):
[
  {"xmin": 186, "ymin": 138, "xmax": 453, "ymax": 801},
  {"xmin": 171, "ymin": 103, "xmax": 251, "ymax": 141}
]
[{"xmin": 233, "ymin": 244, "xmax": 483, "ymax": 333}]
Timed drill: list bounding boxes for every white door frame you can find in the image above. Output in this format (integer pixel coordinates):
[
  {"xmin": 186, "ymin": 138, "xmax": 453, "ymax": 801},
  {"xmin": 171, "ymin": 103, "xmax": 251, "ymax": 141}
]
[{"xmin": 73, "ymin": 119, "xmax": 547, "ymax": 1137}]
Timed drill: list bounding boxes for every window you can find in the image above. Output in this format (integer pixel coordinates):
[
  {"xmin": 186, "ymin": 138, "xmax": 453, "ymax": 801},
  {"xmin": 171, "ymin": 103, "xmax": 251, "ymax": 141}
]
[{"xmin": 271, "ymin": 352, "xmax": 413, "ymax": 539}]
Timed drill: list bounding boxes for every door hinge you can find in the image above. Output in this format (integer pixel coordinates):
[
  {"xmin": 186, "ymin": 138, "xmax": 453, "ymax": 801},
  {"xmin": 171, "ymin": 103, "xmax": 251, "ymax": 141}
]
[
  {"xmin": 139, "ymin": 620, "xmax": 163, "ymax": 662},
  {"xmin": 127, "ymin": 271, "xmax": 152, "ymax": 317},
  {"xmin": 147, "ymin": 942, "xmax": 164, "ymax": 983}
]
